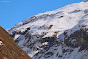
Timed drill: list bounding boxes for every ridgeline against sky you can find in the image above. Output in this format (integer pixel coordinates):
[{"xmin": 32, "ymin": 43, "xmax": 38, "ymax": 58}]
[{"xmin": 0, "ymin": 0, "xmax": 83, "ymax": 29}]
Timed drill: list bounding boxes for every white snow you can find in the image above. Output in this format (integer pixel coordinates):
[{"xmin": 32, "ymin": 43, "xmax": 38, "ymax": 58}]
[
  {"xmin": 14, "ymin": 34, "xmax": 20, "ymax": 40},
  {"xmin": 0, "ymin": 41, "xmax": 3, "ymax": 45},
  {"xmin": 7, "ymin": 1, "xmax": 88, "ymax": 59},
  {"xmin": 8, "ymin": 2, "xmax": 88, "ymax": 38},
  {"xmin": 42, "ymin": 42, "xmax": 48, "ymax": 45}
]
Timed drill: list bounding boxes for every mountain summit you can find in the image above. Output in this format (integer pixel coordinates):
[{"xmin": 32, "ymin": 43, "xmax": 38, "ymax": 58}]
[{"xmin": 7, "ymin": 1, "xmax": 88, "ymax": 59}]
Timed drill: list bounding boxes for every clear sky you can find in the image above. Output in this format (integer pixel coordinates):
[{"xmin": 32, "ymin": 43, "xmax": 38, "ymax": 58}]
[{"xmin": 0, "ymin": 0, "xmax": 83, "ymax": 29}]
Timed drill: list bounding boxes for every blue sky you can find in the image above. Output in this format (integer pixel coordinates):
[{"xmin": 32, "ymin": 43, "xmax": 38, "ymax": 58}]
[{"xmin": 0, "ymin": 0, "xmax": 83, "ymax": 29}]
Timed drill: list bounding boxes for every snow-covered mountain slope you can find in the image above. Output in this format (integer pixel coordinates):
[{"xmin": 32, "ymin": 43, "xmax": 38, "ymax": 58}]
[{"xmin": 7, "ymin": 1, "xmax": 88, "ymax": 59}]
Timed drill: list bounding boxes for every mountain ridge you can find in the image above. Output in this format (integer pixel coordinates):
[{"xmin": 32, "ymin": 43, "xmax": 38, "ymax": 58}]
[{"xmin": 7, "ymin": 1, "xmax": 88, "ymax": 59}]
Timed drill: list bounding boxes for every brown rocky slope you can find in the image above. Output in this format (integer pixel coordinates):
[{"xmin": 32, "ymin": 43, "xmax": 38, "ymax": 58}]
[{"xmin": 0, "ymin": 26, "xmax": 31, "ymax": 59}]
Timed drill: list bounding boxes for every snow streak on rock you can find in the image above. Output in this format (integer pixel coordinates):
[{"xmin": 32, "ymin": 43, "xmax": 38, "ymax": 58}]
[{"xmin": 0, "ymin": 41, "xmax": 3, "ymax": 45}]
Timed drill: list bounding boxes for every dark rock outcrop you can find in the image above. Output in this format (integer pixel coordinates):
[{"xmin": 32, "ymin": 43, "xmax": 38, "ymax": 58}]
[{"xmin": 64, "ymin": 28, "xmax": 88, "ymax": 51}]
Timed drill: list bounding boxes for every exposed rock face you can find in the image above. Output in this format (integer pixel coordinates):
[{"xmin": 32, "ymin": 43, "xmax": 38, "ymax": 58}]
[
  {"xmin": 64, "ymin": 28, "xmax": 88, "ymax": 51},
  {"xmin": 0, "ymin": 26, "xmax": 31, "ymax": 59}
]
